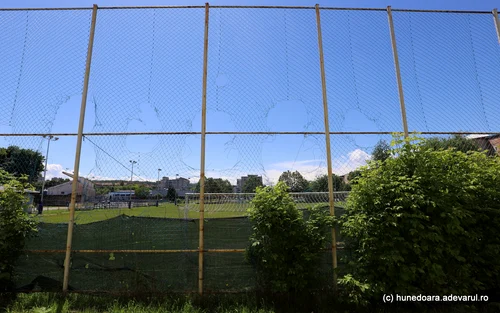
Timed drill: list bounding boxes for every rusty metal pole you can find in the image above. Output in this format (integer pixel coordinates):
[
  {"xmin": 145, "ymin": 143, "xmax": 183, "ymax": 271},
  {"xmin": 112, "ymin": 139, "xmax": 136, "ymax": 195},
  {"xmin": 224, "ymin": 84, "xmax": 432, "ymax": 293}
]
[
  {"xmin": 493, "ymin": 9, "xmax": 500, "ymax": 43},
  {"xmin": 387, "ymin": 6, "xmax": 409, "ymax": 137},
  {"xmin": 315, "ymin": 4, "xmax": 337, "ymax": 291},
  {"xmin": 198, "ymin": 2, "xmax": 210, "ymax": 296},
  {"xmin": 62, "ymin": 4, "xmax": 98, "ymax": 292}
]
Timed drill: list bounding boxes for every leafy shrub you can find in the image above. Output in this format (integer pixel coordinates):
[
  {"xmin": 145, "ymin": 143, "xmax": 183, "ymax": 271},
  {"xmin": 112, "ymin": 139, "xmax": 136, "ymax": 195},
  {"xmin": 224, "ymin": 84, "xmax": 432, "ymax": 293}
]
[
  {"xmin": 0, "ymin": 170, "xmax": 38, "ymax": 291},
  {"xmin": 246, "ymin": 182, "xmax": 335, "ymax": 292},
  {"xmin": 340, "ymin": 134, "xmax": 500, "ymax": 302}
]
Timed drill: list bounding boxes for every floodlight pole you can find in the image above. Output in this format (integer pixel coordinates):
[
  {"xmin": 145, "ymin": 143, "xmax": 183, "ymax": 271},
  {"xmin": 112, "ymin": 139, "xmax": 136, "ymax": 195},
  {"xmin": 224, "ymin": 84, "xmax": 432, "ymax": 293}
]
[
  {"xmin": 63, "ymin": 4, "xmax": 98, "ymax": 292},
  {"xmin": 40, "ymin": 135, "xmax": 58, "ymax": 213},
  {"xmin": 130, "ymin": 160, "xmax": 137, "ymax": 182},
  {"xmin": 157, "ymin": 168, "xmax": 161, "ymax": 205}
]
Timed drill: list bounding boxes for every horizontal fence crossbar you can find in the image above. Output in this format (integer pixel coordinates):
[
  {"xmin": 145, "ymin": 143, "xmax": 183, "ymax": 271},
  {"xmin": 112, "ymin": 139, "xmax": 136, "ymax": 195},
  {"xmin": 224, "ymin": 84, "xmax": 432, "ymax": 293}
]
[
  {"xmin": 1, "ymin": 131, "xmax": 498, "ymax": 137},
  {"xmin": 25, "ymin": 247, "xmax": 343, "ymax": 254},
  {"xmin": 24, "ymin": 249, "xmax": 246, "ymax": 253},
  {"xmin": 0, "ymin": 6, "xmax": 492, "ymax": 13}
]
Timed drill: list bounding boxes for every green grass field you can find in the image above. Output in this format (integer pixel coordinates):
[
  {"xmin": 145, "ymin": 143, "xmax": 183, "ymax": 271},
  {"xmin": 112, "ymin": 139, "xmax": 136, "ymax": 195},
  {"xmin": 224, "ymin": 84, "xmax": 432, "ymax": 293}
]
[
  {"xmin": 36, "ymin": 202, "xmax": 334, "ymax": 224},
  {"xmin": 36, "ymin": 203, "xmax": 248, "ymax": 224}
]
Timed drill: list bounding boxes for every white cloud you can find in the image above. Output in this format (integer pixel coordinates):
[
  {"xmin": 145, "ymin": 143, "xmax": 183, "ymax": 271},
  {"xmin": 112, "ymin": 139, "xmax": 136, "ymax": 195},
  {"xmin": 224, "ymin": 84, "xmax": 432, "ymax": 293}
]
[
  {"xmin": 45, "ymin": 149, "xmax": 371, "ymax": 186},
  {"xmin": 332, "ymin": 149, "xmax": 371, "ymax": 176},
  {"xmin": 264, "ymin": 149, "xmax": 371, "ymax": 185},
  {"xmin": 45, "ymin": 164, "xmax": 67, "ymax": 180}
]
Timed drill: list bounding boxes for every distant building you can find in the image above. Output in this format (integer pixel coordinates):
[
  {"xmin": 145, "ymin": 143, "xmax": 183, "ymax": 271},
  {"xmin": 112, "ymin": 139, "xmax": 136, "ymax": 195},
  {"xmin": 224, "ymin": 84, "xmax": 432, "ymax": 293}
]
[
  {"xmin": 159, "ymin": 176, "xmax": 190, "ymax": 197},
  {"xmin": 46, "ymin": 172, "xmax": 96, "ymax": 199},
  {"xmin": 0, "ymin": 185, "xmax": 38, "ymax": 211},
  {"xmin": 466, "ymin": 134, "xmax": 500, "ymax": 156},
  {"xmin": 108, "ymin": 190, "xmax": 135, "ymax": 201},
  {"xmin": 237, "ymin": 175, "xmax": 262, "ymax": 193}
]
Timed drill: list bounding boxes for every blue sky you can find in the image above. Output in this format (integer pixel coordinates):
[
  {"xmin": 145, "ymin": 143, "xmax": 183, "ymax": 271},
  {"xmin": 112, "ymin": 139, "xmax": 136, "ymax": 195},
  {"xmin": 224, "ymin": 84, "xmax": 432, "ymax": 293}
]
[{"xmin": 1, "ymin": 0, "xmax": 499, "ymax": 185}]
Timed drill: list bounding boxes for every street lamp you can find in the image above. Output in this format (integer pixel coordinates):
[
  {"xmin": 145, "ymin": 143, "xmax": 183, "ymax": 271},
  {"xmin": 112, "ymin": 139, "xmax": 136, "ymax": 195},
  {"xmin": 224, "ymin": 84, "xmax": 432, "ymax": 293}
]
[
  {"xmin": 128, "ymin": 160, "xmax": 137, "ymax": 209},
  {"xmin": 157, "ymin": 168, "xmax": 161, "ymax": 206},
  {"xmin": 129, "ymin": 160, "xmax": 137, "ymax": 182},
  {"xmin": 39, "ymin": 135, "xmax": 59, "ymax": 214}
]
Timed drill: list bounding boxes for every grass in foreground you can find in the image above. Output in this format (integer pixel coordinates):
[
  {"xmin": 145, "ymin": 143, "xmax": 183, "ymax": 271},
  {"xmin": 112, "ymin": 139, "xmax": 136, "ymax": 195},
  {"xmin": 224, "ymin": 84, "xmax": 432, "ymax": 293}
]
[
  {"xmin": 1, "ymin": 292, "xmax": 490, "ymax": 313},
  {"xmin": 2, "ymin": 293, "xmax": 273, "ymax": 313}
]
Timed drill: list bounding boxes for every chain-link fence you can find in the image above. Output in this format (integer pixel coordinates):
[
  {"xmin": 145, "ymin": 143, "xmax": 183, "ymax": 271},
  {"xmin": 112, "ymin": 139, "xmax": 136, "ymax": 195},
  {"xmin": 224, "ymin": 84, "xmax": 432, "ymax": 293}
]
[{"xmin": 1, "ymin": 5, "xmax": 499, "ymax": 294}]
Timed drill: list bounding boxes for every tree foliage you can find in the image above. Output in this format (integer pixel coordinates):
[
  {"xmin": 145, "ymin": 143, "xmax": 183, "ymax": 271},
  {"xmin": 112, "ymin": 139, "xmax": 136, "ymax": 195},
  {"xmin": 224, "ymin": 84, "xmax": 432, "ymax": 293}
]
[
  {"xmin": 421, "ymin": 134, "xmax": 484, "ymax": 154},
  {"xmin": 339, "ymin": 135, "xmax": 500, "ymax": 303},
  {"xmin": 310, "ymin": 174, "xmax": 350, "ymax": 192},
  {"xmin": 166, "ymin": 186, "xmax": 177, "ymax": 202},
  {"xmin": 0, "ymin": 146, "xmax": 44, "ymax": 183},
  {"xmin": 346, "ymin": 170, "xmax": 362, "ymax": 185},
  {"xmin": 246, "ymin": 182, "xmax": 335, "ymax": 292},
  {"xmin": 195, "ymin": 177, "xmax": 232, "ymax": 193},
  {"xmin": 242, "ymin": 176, "xmax": 263, "ymax": 193},
  {"xmin": 371, "ymin": 140, "xmax": 390, "ymax": 162},
  {"xmin": 278, "ymin": 170, "xmax": 309, "ymax": 192},
  {"xmin": 33, "ymin": 177, "xmax": 70, "ymax": 190},
  {"xmin": 133, "ymin": 184, "xmax": 150, "ymax": 199},
  {"xmin": 0, "ymin": 170, "xmax": 38, "ymax": 291}
]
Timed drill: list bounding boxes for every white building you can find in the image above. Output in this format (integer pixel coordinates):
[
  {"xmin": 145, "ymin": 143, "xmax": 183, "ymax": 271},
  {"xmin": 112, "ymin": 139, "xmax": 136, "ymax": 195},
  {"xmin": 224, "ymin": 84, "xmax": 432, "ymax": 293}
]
[
  {"xmin": 108, "ymin": 190, "xmax": 135, "ymax": 201},
  {"xmin": 158, "ymin": 176, "xmax": 190, "ymax": 196},
  {"xmin": 236, "ymin": 175, "xmax": 263, "ymax": 193},
  {"xmin": 46, "ymin": 172, "xmax": 96, "ymax": 198}
]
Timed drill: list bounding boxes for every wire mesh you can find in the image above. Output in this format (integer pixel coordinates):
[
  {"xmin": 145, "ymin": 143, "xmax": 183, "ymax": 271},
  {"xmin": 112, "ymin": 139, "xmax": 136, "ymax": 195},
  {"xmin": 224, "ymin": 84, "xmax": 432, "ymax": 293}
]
[
  {"xmin": 393, "ymin": 11, "xmax": 500, "ymax": 132},
  {"xmin": 0, "ymin": 6, "xmax": 498, "ymax": 294}
]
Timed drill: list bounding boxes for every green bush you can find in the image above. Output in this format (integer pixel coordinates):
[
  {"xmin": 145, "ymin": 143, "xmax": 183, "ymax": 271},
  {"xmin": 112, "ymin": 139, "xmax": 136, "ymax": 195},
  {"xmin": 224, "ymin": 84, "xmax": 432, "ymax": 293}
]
[
  {"xmin": 0, "ymin": 170, "xmax": 38, "ymax": 291},
  {"xmin": 340, "ymin": 134, "xmax": 500, "ymax": 302},
  {"xmin": 246, "ymin": 182, "xmax": 335, "ymax": 292}
]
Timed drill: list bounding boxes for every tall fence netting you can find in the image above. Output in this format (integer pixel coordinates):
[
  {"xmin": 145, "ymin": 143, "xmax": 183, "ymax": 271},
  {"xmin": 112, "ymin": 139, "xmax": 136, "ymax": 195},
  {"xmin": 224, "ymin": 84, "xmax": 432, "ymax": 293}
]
[{"xmin": 0, "ymin": 6, "xmax": 498, "ymax": 293}]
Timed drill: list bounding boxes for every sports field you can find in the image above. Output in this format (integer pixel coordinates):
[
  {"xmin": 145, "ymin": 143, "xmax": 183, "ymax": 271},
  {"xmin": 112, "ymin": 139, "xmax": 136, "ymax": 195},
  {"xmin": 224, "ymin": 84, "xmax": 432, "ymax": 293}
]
[{"xmin": 36, "ymin": 202, "xmax": 334, "ymax": 224}]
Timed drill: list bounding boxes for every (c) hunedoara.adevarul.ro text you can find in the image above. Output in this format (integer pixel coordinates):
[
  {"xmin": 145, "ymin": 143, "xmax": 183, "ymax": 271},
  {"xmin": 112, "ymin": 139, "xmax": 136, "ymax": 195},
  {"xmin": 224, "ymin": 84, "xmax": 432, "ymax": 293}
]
[{"xmin": 383, "ymin": 294, "xmax": 489, "ymax": 303}]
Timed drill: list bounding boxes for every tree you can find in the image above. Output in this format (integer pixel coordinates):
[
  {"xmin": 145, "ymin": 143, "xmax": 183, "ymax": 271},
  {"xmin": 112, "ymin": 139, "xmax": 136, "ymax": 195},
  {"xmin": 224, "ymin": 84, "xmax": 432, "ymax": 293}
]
[
  {"xmin": 278, "ymin": 170, "xmax": 309, "ymax": 192},
  {"xmin": 339, "ymin": 135, "xmax": 500, "ymax": 303},
  {"xmin": 0, "ymin": 170, "xmax": 38, "ymax": 291},
  {"xmin": 371, "ymin": 140, "xmax": 390, "ymax": 162},
  {"xmin": 166, "ymin": 186, "xmax": 177, "ymax": 202},
  {"xmin": 310, "ymin": 174, "xmax": 350, "ymax": 192},
  {"xmin": 0, "ymin": 146, "xmax": 44, "ymax": 184},
  {"xmin": 347, "ymin": 170, "xmax": 362, "ymax": 185},
  {"xmin": 246, "ymin": 182, "xmax": 334, "ymax": 292},
  {"xmin": 242, "ymin": 176, "xmax": 263, "ymax": 193},
  {"xmin": 36, "ymin": 177, "xmax": 70, "ymax": 190},
  {"xmin": 133, "ymin": 184, "xmax": 150, "ymax": 199},
  {"xmin": 195, "ymin": 177, "xmax": 232, "ymax": 193},
  {"xmin": 421, "ymin": 134, "xmax": 483, "ymax": 154}
]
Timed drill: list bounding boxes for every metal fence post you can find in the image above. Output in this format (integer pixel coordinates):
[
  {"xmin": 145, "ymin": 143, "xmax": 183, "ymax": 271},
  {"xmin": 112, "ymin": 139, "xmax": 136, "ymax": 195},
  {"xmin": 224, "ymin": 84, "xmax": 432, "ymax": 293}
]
[
  {"xmin": 62, "ymin": 4, "xmax": 98, "ymax": 292},
  {"xmin": 315, "ymin": 4, "xmax": 337, "ymax": 291},
  {"xmin": 387, "ymin": 6, "xmax": 409, "ymax": 137},
  {"xmin": 199, "ymin": 2, "xmax": 210, "ymax": 296}
]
